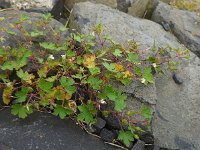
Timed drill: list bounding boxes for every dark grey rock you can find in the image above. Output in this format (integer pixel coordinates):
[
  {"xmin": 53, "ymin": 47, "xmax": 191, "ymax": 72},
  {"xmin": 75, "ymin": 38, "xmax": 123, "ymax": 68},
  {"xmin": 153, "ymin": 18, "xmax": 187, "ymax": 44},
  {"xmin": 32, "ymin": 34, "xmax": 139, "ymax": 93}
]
[
  {"xmin": 172, "ymin": 72, "xmax": 183, "ymax": 85},
  {"xmin": 25, "ymin": 7, "xmax": 51, "ymax": 14},
  {"xmin": 161, "ymin": 21, "xmax": 171, "ymax": 31},
  {"xmin": 144, "ymin": 145, "xmax": 160, "ymax": 150},
  {"xmin": 105, "ymin": 113, "xmax": 121, "ymax": 130},
  {"xmin": 152, "ymin": 57, "xmax": 200, "ymax": 149},
  {"xmin": 174, "ymin": 136, "xmax": 196, "ymax": 150},
  {"xmin": 132, "ymin": 140, "xmax": 145, "ymax": 150},
  {"xmin": 116, "ymin": 0, "xmax": 131, "ymax": 13},
  {"xmin": 51, "ymin": 0, "xmax": 65, "ymax": 20},
  {"xmin": 93, "ymin": 117, "xmax": 106, "ymax": 134},
  {"xmin": 152, "ymin": 2, "xmax": 200, "ymax": 58},
  {"xmin": 122, "ymin": 140, "xmax": 133, "ymax": 149},
  {"xmin": 0, "ymin": 109, "xmax": 120, "ymax": 150},
  {"xmin": 0, "ymin": 1, "xmax": 11, "ymax": 9},
  {"xmin": 100, "ymin": 128, "xmax": 117, "ymax": 142},
  {"xmin": 0, "ymin": 88, "xmax": 3, "ymax": 105},
  {"xmin": 5, "ymin": 0, "xmax": 58, "ymax": 10},
  {"xmin": 140, "ymin": 131, "xmax": 154, "ymax": 144}
]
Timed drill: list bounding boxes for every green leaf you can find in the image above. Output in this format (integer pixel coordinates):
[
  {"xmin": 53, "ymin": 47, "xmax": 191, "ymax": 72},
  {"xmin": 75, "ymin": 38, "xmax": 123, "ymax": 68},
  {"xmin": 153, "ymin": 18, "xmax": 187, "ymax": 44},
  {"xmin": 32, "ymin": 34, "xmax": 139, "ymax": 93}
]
[
  {"xmin": 6, "ymin": 30, "xmax": 17, "ymax": 36},
  {"xmin": 114, "ymin": 92, "xmax": 127, "ymax": 112},
  {"xmin": 89, "ymin": 67, "xmax": 100, "ymax": 75},
  {"xmin": 16, "ymin": 69, "xmax": 35, "ymax": 82},
  {"xmin": 43, "ymin": 13, "xmax": 52, "ymax": 21},
  {"xmin": 140, "ymin": 105, "xmax": 152, "ymax": 120},
  {"xmin": 15, "ymin": 87, "xmax": 32, "ymax": 102},
  {"xmin": 39, "ymin": 99, "xmax": 50, "ymax": 107},
  {"xmin": 143, "ymin": 67, "xmax": 154, "ymax": 84},
  {"xmin": 118, "ymin": 131, "xmax": 134, "ymax": 147},
  {"xmin": 20, "ymin": 14, "xmax": 30, "ymax": 21},
  {"xmin": 38, "ymin": 66, "xmax": 47, "ymax": 78},
  {"xmin": 103, "ymin": 62, "xmax": 116, "ymax": 72},
  {"xmin": 87, "ymin": 76, "xmax": 102, "ymax": 90},
  {"xmin": 53, "ymin": 105, "xmax": 73, "ymax": 119},
  {"xmin": 104, "ymin": 85, "xmax": 116, "ymax": 100},
  {"xmin": 1, "ymin": 61, "xmax": 16, "ymax": 70},
  {"xmin": 21, "ymin": 48, "xmax": 32, "ymax": 57},
  {"xmin": 73, "ymin": 34, "xmax": 82, "ymax": 42},
  {"xmin": 113, "ymin": 49, "xmax": 122, "ymax": 57},
  {"xmin": 59, "ymin": 26, "xmax": 68, "ymax": 32},
  {"xmin": 11, "ymin": 104, "xmax": 33, "ymax": 119},
  {"xmin": 72, "ymin": 74, "xmax": 86, "ymax": 80},
  {"xmin": 134, "ymin": 67, "xmax": 142, "ymax": 76},
  {"xmin": 77, "ymin": 102, "xmax": 96, "ymax": 124},
  {"xmin": 31, "ymin": 30, "xmax": 45, "ymax": 37},
  {"xmin": 60, "ymin": 77, "xmax": 76, "ymax": 96},
  {"xmin": 39, "ymin": 42, "xmax": 56, "ymax": 50},
  {"xmin": 67, "ymin": 50, "xmax": 76, "ymax": 58},
  {"xmin": 104, "ymin": 85, "xmax": 126, "ymax": 112},
  {"xmin": 38, "ymin": 78, "xmax": 53, "ymax": 92},
  {"xmin": 0, "ymin": 48, "xmax": 5, "ymax": 55},
  {"xmin": 128, "ymin": 52, "xmax": 140, "ymax": 64},
  {"xmin": 45, "ymin": 76, "xmax": 57, "ymax": 82}
]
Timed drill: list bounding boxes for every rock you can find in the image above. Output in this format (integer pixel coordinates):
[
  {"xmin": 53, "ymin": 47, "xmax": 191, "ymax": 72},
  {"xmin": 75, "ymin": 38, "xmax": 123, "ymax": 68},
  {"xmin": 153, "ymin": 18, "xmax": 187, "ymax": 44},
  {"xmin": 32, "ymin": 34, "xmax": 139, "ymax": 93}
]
[
  {"xmin": 100, "ymin": 128, "xmax": 116, "ymax": 142},
  {"xmin": 6, "ymin": 0, "xmax": 58, "ymax": 10},
  {"xmin": 127, "ymin": 0, "xmax": 152, "ymax": 18},
  {"xmin": 93, "ymin": 117, "xmax": 106, "ymax": 134},
  {"xmin": 144, "ymin": 145, "xmax": 160, "ymax": 150},
  {"xmin": 151, "ymin": 2, "xmax": 200, "ymax": 57},
  {"xmin": 0, "ymin": 10, "xmax": 68, "ymax": 73},
  {"xmin": 69, "ymin": 2, "xmax": 184, "ymax": 50},
  {"xmin": 63, "ymin": 0, "xmax": 158, "ymax": 18},
  {"xmin": 0, "ymin": 0, "xmax": 11, "ymax": 9},
  {"xmin": 160, "ymin": 0, "xmax": 171, "ymax": 4},
  {"xmin": 121, "ymin": 140, "xmax": 133, "ymax": 149},
  {"xmin": 69, "ymin": 2, "xmax": 200, "ymax": 149},
  {"xmin": 161, "ymin": 21, "xmax": 171, "ymax": 31},
  {"xmin": 105, "ymin": 113, "xmax": 121, "ymax": 130},
  {"xmin": 152, "ymin": 54, "xmax": 200, "ymax": 150},
  {"xmin": 172, "ymin": 72, "xmax": 183, "ymax": 85},
  {"xmin": 0, "ymin": 109, "xmax": 119, "ymax": 150},
  {"xmin": 122, "ymin": 97, "xmax": 154, "ymax": 127},
  {"xmin": 116, "ymin": 0, "xmax": 131, "ymax": 13},
  {"xmin": 51, "ymin": 0, "xmax": 65, "ymax": 20},
  {"xmin": 132, "ymin": 140, "xmax": 145, "ymax": 150},
  {"xmin": 0, "ymin": 88, "xmax": 3, "ymax": 106},
  {"xmin": 24, "ymin": 7, "xmax": 51, "ymax": 14},
  {"xmin": 140, "ymin": 131, "xmax": 154, "ymax": 144},
  {"xmin": 68, "ymin": 1, "xmax": 181, "ymax": 105},
  {"xmin": 64, "ymin": 0, "xmax": 117, "ymax": 17}
]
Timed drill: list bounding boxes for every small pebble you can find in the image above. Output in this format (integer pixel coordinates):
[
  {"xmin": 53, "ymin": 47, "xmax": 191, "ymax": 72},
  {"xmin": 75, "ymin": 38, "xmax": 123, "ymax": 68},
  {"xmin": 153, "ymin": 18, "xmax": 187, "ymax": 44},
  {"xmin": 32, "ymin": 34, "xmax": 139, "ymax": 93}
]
[
  {"xmin": 132, "ymin": 140, "xmax": 145, "ymax": 150},
  {"xmin": 100, "ymin": 128, "xmax": 116, "ymax": 142},
  {"xmin": 172, "ymin": 73, "xmax": 183, "ymax": 85}
]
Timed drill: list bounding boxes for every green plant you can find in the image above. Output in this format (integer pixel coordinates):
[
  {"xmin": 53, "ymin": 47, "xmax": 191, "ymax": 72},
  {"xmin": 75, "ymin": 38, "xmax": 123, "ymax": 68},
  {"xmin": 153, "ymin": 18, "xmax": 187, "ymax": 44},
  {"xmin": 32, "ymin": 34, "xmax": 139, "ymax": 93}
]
[{"xmin": 0, "ymin": 13, "xmax": 189, "ymax": 147}]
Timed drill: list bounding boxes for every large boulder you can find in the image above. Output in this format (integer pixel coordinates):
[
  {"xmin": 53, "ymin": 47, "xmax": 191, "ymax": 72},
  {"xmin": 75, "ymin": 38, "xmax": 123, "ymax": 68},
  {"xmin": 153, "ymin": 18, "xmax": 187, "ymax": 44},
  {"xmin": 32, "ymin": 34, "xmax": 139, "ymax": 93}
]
[
  {"xmin": 69, "ymin": 2, "xmax": 200, "ymax": 149},
  {"xmin": 153, "ymin": 54, "xmax": 200, "ymax": 150},
  {"xmin": 4, "ymin": 0, "xmax": 58, "ymax": 9},
  {"xmin": 0, "ymin": 109, "xmax": 119, "ymax": 150},
  {"xmin": 127, "ymin": 0, "xmax": 153, "ymax": 18},
  {"xmin": 64, "ymin": 0, "xmax": 158, "ymax": 18},
  {"xmin": 151, "ymin": 2, "xmax": 200, "ymax": 57},
  {"xmin": 0, "ymin": 10, "xmax": 68, "ymax": 72},
  {"xmin": 64, "ymin": 0, "xmax": 117, "ymax": 10},
  {"xmin": 0, "ymin": 0, "xmax": 11, "ymax": 9}
]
